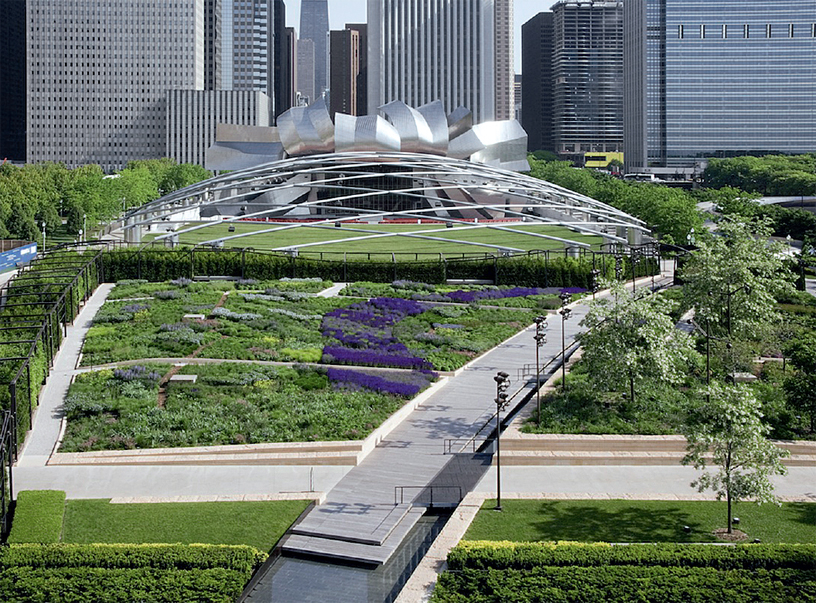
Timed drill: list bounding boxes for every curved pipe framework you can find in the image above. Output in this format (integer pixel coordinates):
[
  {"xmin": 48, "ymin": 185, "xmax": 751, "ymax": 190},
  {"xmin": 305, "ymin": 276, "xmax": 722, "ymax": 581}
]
[{"xmin": 124, "ymin": 152, "xmax": 650, "ymax": 253}]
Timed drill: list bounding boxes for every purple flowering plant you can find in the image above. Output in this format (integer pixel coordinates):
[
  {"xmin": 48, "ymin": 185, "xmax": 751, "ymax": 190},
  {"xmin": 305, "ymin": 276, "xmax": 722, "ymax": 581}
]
[
  {"xmin": 327, "ymin": 367, "xmax": 436, "ymax": 398},
  {"xmin": 321, "ymin": 297, "xmax": 433, "ymax": 370}
]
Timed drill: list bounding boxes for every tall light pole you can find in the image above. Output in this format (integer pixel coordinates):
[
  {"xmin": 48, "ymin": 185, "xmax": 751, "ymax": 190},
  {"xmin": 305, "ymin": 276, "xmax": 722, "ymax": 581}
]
[
  {"xmin": 83, "ymin": 213, "xmax": 87, "ymax": 243},
  {"xmin": 494, "ymin": 371, "xmax": 510, "ymax": 511},
  {"xmin": 533, "ymin": 316, "xmax": 548, "ymax": 423},
  {"xmin": 41, "ymin": 221, "xmax": 46, "ymax": 253},
  {"xmin": 559, "ymin": 292, "xmax": 573, "ymax": 392}
]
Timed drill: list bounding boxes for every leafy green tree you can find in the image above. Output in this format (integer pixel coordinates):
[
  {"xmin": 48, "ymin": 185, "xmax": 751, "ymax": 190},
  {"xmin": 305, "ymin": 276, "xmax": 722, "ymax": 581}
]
[
  {"xmin": 682, "ymin": 218, "xmax": 795, "ymax": 340},
  {"xmin": 683, "ymin": 382, "xmax": 788, "ymax": 534},
  {"xmin": 159, "ymin": 163, "xmax": 211, "ymax": 195},
  {"xmin": 694, "ymin": 186, "xmax": 760, "ymax": 218},
  {"xmin": 6, "ymin": 200, "xmax": 39, "ymax": 241},
  {"xmin": 579, "ymin": 282, "xmax": 696, "ymax": 404},
  {"xmin": 783, "ymin": 333, "xmax": 816, "ymax": 433}
]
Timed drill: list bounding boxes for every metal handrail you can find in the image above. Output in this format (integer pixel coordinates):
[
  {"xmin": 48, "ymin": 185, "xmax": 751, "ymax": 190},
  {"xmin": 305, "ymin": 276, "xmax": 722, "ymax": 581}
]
[
  {"xmin": 444, "ymin": 339, "xmax": 581, "ymax": 455},
  {"xmin": 394, "ymin": 485, "xmax": 463, "ymax": 507}
]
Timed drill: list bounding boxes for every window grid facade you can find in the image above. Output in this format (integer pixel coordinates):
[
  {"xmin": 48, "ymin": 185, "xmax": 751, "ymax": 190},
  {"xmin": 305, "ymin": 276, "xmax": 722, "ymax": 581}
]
[
  {"xmin": 27, "ymin": 0, "xmax": 204, "ymax": 171},
  {"xmin": 551, "ymin": 0, "xmax": 624, "ymax": 161},
  {"xmin": 626, "ymin": 0, "xmax": 816, "ymax": 171},
  {"xmin": 368, "ymin": 0, "xmax": 501, "ymax": 123}
]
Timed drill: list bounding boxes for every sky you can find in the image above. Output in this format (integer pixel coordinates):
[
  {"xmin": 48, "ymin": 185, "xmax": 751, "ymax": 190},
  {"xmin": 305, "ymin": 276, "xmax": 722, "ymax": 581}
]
[{"xmin": 284, "ymin": 0, "xmax": 551, "ymax": 74}]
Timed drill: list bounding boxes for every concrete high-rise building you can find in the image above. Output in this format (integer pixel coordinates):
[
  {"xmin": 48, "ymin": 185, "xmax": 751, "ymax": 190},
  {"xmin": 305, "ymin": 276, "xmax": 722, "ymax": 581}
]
[
  {"xmin": 521, "ymin": 12, "xmax": 555, "ymax": 153},
  {"xmin": 26, "ymin": 0, "xmax": 290, "ymax": 171},
  {"xmin": 213, "ymin": 0, "xmax": 274, "ymax": 99},
  {"xmin": 522, "ymin": 2, "xmax": 623, "ymax": 164},
  {"xmin": 167, "ymin": 90, "xmax": 270, "ymax": 166},
  {"xmin": 329, "ymin": 25, "xmax": 367, "ymax": 118},
  {"xmin": 514, "ymin": 74, "xmax": 522, "ymax": 122},
  {"xmin": 368, "ymin": 0, "xmax": 511, "ymax": 123},
  {"xmin": 552, "ymin": 0, "xmax": 623, "ymax": 164},
  {"xmin": 300, "ymin": 0, "xmax": 329, "ymax": 98},
  {"xmin": 273, "ymin": 0, "xmax": 293, "ymax": 118},
  {"xmin": 27, "ymin": 0, "xmax": 205, "ymax": 171},
  {"xmin": 285, "ymin": 27, "xmax": 299, "ymax": 108},
  {"xmin": 494, "ymin": 0, "xmax": 514, "ymax": 121},
  {"xmin": 0, "ymin": 0, "xmax": 26, "ymax": 161},
  {"xmin": 297, "ymin": 39, "xmax": 316, "ymax": 104},
  {"xmin": 625, "ymin": 0, "xmax": 816, "ymax": 173},
  {"xmin": 347, "ymin": 24, "xmax": 368, "ymax": 119}
]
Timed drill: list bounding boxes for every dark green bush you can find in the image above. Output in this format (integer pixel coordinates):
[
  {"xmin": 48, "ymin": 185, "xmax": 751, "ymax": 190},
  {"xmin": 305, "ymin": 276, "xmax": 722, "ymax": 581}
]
[
  {"xmin": 447, "ymin": 542, "xmax": 816, "ymax": 571},
  {"xmin": 434, "ymin": 542, "xmax": 816, "ymax": 603},
  {"xmin": 1, "ymin": 543, "xmax": 266, "ymax": 572},
  {"xmin": 7, "ymin": 491, "xmax": 66, "ymax": 544}
]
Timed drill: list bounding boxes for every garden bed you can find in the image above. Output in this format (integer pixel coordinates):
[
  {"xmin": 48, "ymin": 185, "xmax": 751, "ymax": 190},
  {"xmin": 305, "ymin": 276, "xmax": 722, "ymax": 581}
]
[{"xmin": 61, "ymin": 363, "xmax": 436, "ymax": 452}]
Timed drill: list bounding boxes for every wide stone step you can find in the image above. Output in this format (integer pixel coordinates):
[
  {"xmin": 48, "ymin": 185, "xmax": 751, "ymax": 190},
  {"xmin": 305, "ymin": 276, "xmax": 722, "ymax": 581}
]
[
  {"xmin": 283, "ymin": 506, "xmax": 425, "ymax": 565},
  {"xmin": 49, "ymin": 450, "xmax": 361, "ymax": 466},
  {"xmin": 498, "ymin": 451, "xmax": 816, "ymax": 467}
]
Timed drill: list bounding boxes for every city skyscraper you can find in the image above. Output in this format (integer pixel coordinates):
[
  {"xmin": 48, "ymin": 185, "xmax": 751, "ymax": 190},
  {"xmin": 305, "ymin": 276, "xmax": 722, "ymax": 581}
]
[
  {"xmin": 25, "ymin": 0, "xmax": 292, "ymax": 170},
  {"xmin": 300, "ymin": 0, "xmax": 330, "ymax": 98},
  {"xmin": 0, "ymin": 0, "xmax": 26, "ymax": 161},
  {"xmin": 624, "ymin": 0, "xmax": 816, "ymax": 172},
  {"xmin": 521, "ymin": 12, "xmax": 555, "ymax": 153},
  {"xmin": 27, "ymin": 0, "xmax": 205, "ymax": 171},
  {"xmin": 329, "ymin": 26, "xmax": 366, "ymax": 118},
  {"xmin": 297, "ymin": 39, "xmax": 317, "ymax": 103},
  {"xmin": 522, "ymin": 1, "xmax": 623, "ymax": 164},
  {"xmin": 368, "ymin": 0, "xmax": 512, "ymax": 123},
  {"xmin": 551, "ymin": 0, "xmax": 623, "ymax": 164}
]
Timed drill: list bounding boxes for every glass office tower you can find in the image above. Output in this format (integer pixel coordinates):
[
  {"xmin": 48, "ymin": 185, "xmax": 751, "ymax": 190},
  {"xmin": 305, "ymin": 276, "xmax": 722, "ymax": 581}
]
[{"xmin": 625, "ymin": 0, "xmax": 816, "ymax": 171}]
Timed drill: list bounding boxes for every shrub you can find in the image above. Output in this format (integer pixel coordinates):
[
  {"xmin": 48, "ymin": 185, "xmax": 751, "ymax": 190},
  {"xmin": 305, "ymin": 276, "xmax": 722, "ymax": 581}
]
[{"xmin": 7, "ymin": 491, "xmax": 66, "ymax": 544}]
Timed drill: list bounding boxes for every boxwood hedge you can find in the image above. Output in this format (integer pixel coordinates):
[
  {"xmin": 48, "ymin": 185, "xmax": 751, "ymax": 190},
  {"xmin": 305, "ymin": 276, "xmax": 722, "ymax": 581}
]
[
  {"xmin": 433, "ymin": 542, "xmax": 816, "ymax": 603},
  {"xmin": 0, "ymin": 543, "xmax": 266, "ymax": 603}
]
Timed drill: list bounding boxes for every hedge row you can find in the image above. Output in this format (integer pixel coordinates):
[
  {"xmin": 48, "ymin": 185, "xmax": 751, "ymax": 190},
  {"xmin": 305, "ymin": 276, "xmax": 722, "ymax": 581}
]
[
  {"xmin": 448, "ymin": 541, "xmax": 816, "ymax": 571},
  {"xmin": 6, "ymin": 491, "xmax": 66, "ymax": 544},
  {"xmin": 433, "ymin": 543, "xmax": 816, "ymax": 603},
  {"xmin": 0, "ymin": 567, "xmax": 248, "ymax": 603},
  {"xmin": 0, "ymin": 543, "xmax": 267, "ymax": 603},
  {"xmin": 102, "ymin": 248, "xmax": 659, "ymax": 288},
  {"xmin": 1, "ymin": 543, "xmax": 266, "ymax": 572},
  {"xmin": 433, "ymin": 566, "xmax": 816, "ymax": 603}
]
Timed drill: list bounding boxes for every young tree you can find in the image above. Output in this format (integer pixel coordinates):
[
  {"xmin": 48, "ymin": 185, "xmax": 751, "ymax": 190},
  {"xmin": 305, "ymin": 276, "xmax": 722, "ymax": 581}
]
[
  {"xmin": 579, "ymin": 283, "xmax": 695, "ymax": 404},
  {"xmin": 682, "ymin": 382, "xmax": 789, "ymax": 534},
  {"xmin": 783, "ymin": 333, "xmax": 816, "ymax": 433},
  {"xmin": 682, "ymin": 218, "xmax": 795, "ymax": 340}
]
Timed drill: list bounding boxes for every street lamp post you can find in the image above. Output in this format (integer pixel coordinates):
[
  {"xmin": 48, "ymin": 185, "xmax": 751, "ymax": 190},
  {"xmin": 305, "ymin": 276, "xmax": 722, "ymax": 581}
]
[
  {"xmin": 493, "ymin": 371, "xmax": 511, "ymax": 511},
  {"xmin": 631, "ymin": 251, "xmax": 639, "ymax": 293},
  {"xmin": 41, "ymin": 221, "xmax": 46, "ymax": 253},
  {"xmin": 83, "ymin": 213, "xmax": 87, "ymax": 243},
  {"xmin": 533, "ymin": 316, "xmax": 548, "ymax": 423},
  {"xmin": 559, "ymin": 292, "xmax": 573, "ymax": 392}
]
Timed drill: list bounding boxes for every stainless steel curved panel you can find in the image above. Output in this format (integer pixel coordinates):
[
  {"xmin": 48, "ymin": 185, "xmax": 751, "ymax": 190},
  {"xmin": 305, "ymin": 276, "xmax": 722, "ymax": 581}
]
[
  {"xmin": 335, "ymin": 114, "xmax": 401, "ymax": 152},
  {"xmin": 379, "ymin": 100, "xmax": 435, "ymax": 154}
]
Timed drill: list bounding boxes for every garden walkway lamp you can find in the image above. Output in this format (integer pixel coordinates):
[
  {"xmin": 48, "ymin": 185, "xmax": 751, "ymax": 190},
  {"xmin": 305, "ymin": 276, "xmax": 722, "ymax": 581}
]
[
  {"xmin": 83, "ymin": 213, "xmax": 87, "ymax": 242},
  {"xmin": 559, "ymin": 292, "xmax": 573, "ymax": 392},
  {"xmin": 41, "ymin": 221, "xmax": 46, "ymax": 253},
  {"xmin": 494, "ymin": 371, "xmax": 511, "ymax": 511},
  {"xmin": 533, "ymin": 316, "xmax": 548, "ymax": 423},
  {"xmin": 631, "ymin": 250, "xmax": 640, "ymax": 293}
]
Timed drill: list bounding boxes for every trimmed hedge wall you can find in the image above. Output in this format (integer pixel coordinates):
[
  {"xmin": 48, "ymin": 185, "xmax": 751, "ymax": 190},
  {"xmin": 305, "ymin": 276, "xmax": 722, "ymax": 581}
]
[
  {"xmin": 0, "ymin": 543, "xmax": 266, "ymax": 603},
  {"xmin": 6, "ymin": 491, "xmax": 66, "ymax": 544},
  {"xmin": 447, "ymin": 541, "xmax": 816, "ymax": 571},
  {"xmin": 432, "ymin": 542, "xmax": 816, "ymax": 603},
  {"xmin": 102, "ymin": 248, "xmax": 659, "ymax": 288}
]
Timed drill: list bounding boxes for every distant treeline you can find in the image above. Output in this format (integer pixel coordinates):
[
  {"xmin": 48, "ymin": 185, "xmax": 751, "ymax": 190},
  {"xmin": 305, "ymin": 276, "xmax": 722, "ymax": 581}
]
[
  {"xmin": 528, "ymin": 154, "xmax": 816, "ymax": 248},
  {"xmin": 0, "ymin": 159, "xmax": 210, "ymax": 242}
]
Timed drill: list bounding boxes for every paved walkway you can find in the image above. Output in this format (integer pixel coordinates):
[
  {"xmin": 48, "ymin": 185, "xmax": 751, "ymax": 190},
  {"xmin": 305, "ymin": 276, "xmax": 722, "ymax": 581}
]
[{"xmin": 17, "ymin": 284, "xmax": 115, "ymax": 467}]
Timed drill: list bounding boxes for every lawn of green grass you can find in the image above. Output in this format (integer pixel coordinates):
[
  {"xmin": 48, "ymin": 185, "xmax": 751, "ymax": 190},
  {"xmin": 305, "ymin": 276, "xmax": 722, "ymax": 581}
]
[
  {"xmin": 61, "ymin": 499, "xmax": 310, "ymax": 552},
  {"xmin": 145, "ymin": 222, "xmax": 602, "ymax": 256},
  {"xmin": 465, "ymin": 499, "xmax": 816, "ymax": 544}
]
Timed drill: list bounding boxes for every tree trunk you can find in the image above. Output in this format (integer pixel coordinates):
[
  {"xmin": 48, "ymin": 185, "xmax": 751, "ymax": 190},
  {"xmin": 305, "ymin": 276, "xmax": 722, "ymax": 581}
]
[
  {"xmin": 727, "ymin": 490, "xmax": 732, "ymax": 534},
  {"xmin": 629, "ymin": 373, "xmax": 635, "ymax": 405}
]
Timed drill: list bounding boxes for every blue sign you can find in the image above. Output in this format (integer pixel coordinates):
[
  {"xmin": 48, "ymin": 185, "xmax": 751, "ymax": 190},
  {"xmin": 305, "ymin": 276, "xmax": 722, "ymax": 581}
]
[{"xmin": 0, "ymin": 243, "xmax": 37, "ymax": 272}]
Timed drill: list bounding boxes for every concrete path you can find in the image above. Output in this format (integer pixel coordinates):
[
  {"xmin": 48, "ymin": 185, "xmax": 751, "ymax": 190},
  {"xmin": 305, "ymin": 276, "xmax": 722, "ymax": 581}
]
[
  {"xmin": 17, "ymin": 283, "xmax": 115, "ymax": 467},
  {"xmin": 279, "ymin": 272, "xmax": 677, "ymax": 566}
]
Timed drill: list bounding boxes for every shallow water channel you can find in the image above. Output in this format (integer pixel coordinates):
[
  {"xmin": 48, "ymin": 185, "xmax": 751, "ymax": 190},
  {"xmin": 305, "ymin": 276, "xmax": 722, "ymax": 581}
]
[{"xmin": 244, "ymin": 512, "xmax": 449, "ymax": 602}]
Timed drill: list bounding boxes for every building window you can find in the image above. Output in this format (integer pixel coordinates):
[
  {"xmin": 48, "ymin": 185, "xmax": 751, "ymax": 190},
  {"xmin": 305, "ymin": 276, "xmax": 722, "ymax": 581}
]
[{"xmin": 678, "ymin": 24, "xmax": 684, "ymax": 39}]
